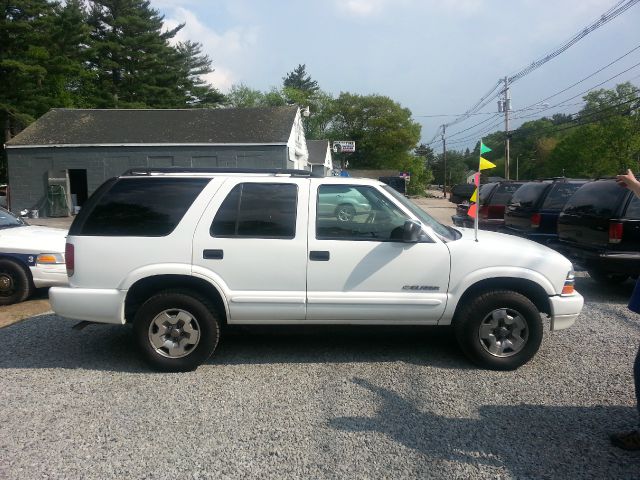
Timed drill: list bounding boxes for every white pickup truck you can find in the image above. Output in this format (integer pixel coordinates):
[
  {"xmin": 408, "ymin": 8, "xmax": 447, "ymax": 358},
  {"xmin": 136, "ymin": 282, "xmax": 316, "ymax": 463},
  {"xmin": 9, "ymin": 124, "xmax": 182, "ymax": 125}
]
[{"xmin": 50, "ymin": 169, "xmax": 583, "ymax": 372}]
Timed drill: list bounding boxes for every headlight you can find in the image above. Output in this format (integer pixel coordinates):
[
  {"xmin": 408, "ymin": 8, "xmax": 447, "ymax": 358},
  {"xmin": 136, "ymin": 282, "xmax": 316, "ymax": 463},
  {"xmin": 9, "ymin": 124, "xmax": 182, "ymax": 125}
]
[
  {"xmin": 562, "ymin": 270, "xmax": 575, "ymax": 295},
  {"xmin": 36, "ymin": 253, "xmax": 65, "ymax": 265}
]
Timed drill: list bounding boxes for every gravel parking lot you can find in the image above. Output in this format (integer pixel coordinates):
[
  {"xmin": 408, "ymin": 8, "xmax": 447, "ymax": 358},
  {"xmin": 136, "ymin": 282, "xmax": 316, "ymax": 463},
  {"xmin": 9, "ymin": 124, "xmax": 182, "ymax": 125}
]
[{"xmin": 1, "ymin": 275, "xmax": 639, "ymax": 479}]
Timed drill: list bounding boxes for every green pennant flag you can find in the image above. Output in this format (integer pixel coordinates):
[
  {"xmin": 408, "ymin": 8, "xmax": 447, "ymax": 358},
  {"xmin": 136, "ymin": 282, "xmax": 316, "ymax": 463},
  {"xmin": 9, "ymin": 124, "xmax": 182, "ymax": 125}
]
[{"xmin": 480, "ymin": 141, "xmax": 491, "ymax": 155}]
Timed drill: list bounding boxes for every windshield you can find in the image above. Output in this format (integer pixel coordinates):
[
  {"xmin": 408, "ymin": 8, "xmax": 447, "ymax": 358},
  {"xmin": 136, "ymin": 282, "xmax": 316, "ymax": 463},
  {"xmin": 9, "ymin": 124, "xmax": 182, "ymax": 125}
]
[
  {"xmin": 383, "ymin": 185, "xmax": 457, "ymax": 241},
  {"xmin": 0, "ymin": 208, "xmax": 26, "ymax": 229}
]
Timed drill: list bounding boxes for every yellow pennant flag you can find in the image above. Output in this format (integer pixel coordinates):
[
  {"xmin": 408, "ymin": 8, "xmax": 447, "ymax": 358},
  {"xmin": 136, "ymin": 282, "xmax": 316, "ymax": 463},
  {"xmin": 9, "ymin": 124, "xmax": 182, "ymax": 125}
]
[
  {"xmin": 470, "ymin": 188, "xmax": 477, "ymax": 203},
  {"xmin": 479, "ymin": 156, "xmax": 496, "ymax": 171}
]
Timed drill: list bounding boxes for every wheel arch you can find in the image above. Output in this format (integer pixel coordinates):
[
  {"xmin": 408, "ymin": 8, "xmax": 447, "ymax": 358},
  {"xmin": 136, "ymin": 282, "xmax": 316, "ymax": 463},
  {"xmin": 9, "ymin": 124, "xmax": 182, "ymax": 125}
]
[
  {"xmin": 452, "ymin": 277, "xmax": 551, "ymax": 324},
  {"xmin": 0, "ymin": 254, "xmax": 32, "ymax": 275},
  {"xmin": 124, "ymin": 274, "xmax": 228, "ymax": 325}
]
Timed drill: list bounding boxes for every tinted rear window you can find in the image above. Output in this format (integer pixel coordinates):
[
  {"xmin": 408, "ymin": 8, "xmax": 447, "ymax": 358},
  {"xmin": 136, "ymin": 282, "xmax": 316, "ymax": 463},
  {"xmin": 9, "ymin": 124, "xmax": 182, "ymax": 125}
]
[
  {"xmin": 541, "ymin": 182, "xmax": 585, "ymax": 211},
  {"xmin": 509, "ymin": 183, "xmax": 549, "ymax": 208},
  {"xmin": 489, "ymin": 183, "xmax": 522, "ymax": 205},
  {"xmin": 562, "ymin": 180, "xmax": 627, "ymax": 217},
  {"xmin": 210, "ymin": 183, "xmax": 298, "ymax": 238},
  {"xmin": 77, "ymin": 178, "xmax": 209, "ymax": 236}
]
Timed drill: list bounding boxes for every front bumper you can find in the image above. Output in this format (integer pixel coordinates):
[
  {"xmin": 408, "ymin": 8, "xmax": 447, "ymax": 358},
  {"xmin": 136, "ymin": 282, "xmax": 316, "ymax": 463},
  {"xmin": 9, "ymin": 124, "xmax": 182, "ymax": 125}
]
[
  {"xmin": 30, "ymin": 264, "xmax": 68, "ymax": 288},
  {"xmin": 49, "ymin": 287, "xmax": 126, "ymax": 324},
  {"xmin": 549, "ymin": 292, "xmax": 584, "ymax": 330}
]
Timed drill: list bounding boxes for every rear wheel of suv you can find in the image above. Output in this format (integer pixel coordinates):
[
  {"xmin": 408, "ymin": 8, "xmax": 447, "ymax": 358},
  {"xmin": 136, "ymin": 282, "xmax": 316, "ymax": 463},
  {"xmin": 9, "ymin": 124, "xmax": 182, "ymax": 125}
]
[
  {"xmin": 133, "ymin": 290, "xmax": 220, "ymax": 372},
  {"xmin": 587, "ymin": 269, "xmax": 629, "ymax": 285},
  {"xmin": 454, "ymin": 290, "xmax": 543, "ymax": 371},
  {"xmin": 0, "ymin": 259, "xmax": 33, "ymax": 305}
]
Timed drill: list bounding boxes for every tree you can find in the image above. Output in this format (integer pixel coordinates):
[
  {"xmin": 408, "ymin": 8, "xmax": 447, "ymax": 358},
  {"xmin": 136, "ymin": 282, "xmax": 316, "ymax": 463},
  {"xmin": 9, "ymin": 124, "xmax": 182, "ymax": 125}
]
[
  {"xmin": 328, "ymin": 93, "xmax": 421, "ymax": 169},
  {"xmin": 86, "ymin": 0, "xmax": 221, "ymax": 108},
  {"xmin": 174, "ymin": 40, "xmax": 224, "ymax": 107},
  {"xmin": 282, "ymin": 64, "xmax": 318, "ymax": 95},
  {"xmin": 0, "ymin": 0, "xmax": 88, "ymax": 181},
  {"xmin": 225, "ymin": 84, "xmax": 266, "ymax": 108},
  {"xmin": 548, "ymin": 83, "xmax": 640, "ymax": 177}
]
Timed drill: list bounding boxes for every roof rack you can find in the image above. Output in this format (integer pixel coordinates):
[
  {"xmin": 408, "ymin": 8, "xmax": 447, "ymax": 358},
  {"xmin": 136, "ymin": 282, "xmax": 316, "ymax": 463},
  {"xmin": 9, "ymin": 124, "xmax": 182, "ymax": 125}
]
[{"xmin": 122, "ymin": 167, "xmax": 323, "ymax": 178}]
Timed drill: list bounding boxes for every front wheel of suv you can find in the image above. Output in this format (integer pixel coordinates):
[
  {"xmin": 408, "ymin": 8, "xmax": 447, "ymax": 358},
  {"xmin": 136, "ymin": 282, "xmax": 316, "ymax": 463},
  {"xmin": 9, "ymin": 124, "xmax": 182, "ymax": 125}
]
[
  {"xmin": 454, "ymin": 290, "xmax": 543, "ymax": 370},
  {"xmin": 133, "ymin": 290, "xmax": 220, "ymax": 372}
]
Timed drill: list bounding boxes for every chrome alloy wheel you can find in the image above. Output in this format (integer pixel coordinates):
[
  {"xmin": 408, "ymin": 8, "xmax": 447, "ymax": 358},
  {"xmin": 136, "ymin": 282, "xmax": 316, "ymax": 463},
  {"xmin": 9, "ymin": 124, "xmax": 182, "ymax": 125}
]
[
  {"xmin": 0, "ymin": 273, "xmax": 14, "ymax": 296},
  {"xmin": 478, "ymin": 308, "xmax": 528, "ymax": 358},
  {"xmin": 147, "ymin": 309, "xmax": 201, "ymax": 359}
]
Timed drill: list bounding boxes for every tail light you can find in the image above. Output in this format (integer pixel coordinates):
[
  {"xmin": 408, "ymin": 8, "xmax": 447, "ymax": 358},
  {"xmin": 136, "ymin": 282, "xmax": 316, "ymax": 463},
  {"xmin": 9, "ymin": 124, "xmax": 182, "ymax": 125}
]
[
  {"xmin": 65, "ymin": 243, "xmax": 75, "ymax": 277},
  {"xmin": 608, "ymin": 221, "xmax": 623, "ymax": 244},
  {"xmin": 530, "ymin": 213, "xmax": 541, "ymax": 228},
  {"xmin": 479, "ymin": 205, "xmax": 505, "ymax": 219}
]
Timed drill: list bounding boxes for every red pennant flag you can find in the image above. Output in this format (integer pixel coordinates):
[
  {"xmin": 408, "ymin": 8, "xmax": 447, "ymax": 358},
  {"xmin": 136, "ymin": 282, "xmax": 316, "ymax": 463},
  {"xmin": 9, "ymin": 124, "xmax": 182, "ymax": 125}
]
[{"xmin": 468, "ymin": 203, "xmax": 477, "ymax": 219}]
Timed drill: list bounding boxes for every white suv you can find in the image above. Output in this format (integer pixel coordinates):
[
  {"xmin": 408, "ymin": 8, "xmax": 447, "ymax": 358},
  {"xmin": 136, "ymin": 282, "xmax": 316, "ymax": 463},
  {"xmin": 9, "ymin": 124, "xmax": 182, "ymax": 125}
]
[{"xmin": 50, "ymin": 168, "xmax": 583, "ymax": 372}]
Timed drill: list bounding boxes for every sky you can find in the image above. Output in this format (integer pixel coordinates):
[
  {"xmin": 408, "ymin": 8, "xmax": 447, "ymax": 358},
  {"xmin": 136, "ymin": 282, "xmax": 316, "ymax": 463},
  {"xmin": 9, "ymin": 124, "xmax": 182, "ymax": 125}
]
[{"xmin": 154, "ymin": 0, "xmax": 640, "ymax": 151}]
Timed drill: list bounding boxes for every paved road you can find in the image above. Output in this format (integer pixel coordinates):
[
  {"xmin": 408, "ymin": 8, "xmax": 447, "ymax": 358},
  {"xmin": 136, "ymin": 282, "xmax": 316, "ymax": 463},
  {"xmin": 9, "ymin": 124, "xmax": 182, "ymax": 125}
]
[{"xmin": 1, "ymin": 276, "xmax": 639, "ymax": 479}]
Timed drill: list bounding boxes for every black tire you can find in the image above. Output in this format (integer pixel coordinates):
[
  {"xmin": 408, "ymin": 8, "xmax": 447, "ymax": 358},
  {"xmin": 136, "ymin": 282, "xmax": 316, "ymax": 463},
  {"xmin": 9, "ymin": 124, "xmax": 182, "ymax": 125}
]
[
  {"xmin": 0, "ymin": 259, "xmax": 33, "ymax": 305},
  {"xmin": 587, "ymin": 269, "xmax": 629, "ymax": 285},
  {"xmin": 133, "ymin": 290, "xmax": 221, "ymax": 372},
  {"xmin": 335, "ymin": 203, "xmax": 356, "ymax": 222},
  {"xmin": 454, "ymin": 290, "xmax": 543, "ymax": 371}
]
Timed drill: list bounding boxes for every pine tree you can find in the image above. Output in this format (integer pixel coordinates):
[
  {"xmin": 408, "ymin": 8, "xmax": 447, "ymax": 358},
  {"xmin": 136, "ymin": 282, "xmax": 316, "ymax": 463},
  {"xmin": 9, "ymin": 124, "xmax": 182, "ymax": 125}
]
[
  {"xmin": 282, "ymin": 64, "xmax": 319, "ymax": 94},
  {"xmin": 86, "ymin": 0, "xmax": 221, "ymax": 108}
]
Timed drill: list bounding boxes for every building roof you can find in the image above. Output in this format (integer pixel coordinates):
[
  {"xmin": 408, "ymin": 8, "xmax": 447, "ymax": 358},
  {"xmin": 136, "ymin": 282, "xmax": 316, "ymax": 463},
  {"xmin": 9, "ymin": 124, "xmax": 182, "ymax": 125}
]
[
  {"xmin": 5, "ymin": 106, "xmax": 299, "ymax": 147},
  {"xmin": 307, "ymin": 140, "xmax": 330, "ymax": 165}
]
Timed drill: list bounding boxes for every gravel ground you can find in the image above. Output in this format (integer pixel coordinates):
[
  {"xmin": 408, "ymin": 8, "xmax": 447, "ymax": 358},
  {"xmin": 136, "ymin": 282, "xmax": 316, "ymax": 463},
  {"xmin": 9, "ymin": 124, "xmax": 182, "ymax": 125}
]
[{"xmin": 1, "ymin": 276, "xmax": 639, "ymax": 479}]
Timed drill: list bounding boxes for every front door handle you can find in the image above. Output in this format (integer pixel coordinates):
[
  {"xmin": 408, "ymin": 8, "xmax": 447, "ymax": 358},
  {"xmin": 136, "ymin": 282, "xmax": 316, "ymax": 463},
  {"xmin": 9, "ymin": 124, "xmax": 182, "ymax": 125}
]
[{"xmin": 309, "ymin": 251, "xmax": 330, "ymax": 261}]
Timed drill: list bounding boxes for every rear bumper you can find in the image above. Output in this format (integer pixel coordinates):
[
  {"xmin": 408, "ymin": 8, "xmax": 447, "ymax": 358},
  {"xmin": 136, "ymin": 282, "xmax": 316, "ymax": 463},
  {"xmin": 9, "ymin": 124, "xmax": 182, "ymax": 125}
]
[
  {"xmin": 548, "ymin": 241, "xmax": 640, "ymax": 274},
  {"xmin": 549, "ymin": 292, "xmax": 584, "ymax": 330},
  {"xmin": 49, "ymin": 287, "xmax": 126, "ymax": 324}
]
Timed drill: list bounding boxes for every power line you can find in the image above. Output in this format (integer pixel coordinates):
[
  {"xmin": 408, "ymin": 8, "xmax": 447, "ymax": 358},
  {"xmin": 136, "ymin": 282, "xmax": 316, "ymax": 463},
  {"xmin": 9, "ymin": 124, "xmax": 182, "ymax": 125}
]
[
  {"xmin": 508, "ymin": 0, "xmax": 639, "ymax": 84},
  {"xmin": 511, "ymin": 60, "xmax": 640, "ymax": 121},
  {"xmin": 438, "ymin": 43, "xmax": 640, "ymax": 146},
  {"xmin": 427, "ymin": 0, "xmax": 639, "ymax": 142},
  {"xmin": 511, "ymin": 43, "xmax": 640, "ymax": 118},
  {"xmin": 441, "ymin": 93, "xmax": 639, "ymax": 150},
  {"xmin": 415, "ymin": 112, "xmax": 497, "ymax": 118}
]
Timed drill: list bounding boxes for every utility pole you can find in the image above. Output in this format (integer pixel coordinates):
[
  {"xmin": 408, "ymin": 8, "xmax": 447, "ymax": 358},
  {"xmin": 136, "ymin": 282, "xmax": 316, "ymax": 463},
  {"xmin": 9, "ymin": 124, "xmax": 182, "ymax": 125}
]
[
  {"xmin": 503, "ymin": 76, "xmax": 511, "ymax": 180},
  {"xmin": 441, "ymin": 124, "xmax": 447, "ymax": 199}
]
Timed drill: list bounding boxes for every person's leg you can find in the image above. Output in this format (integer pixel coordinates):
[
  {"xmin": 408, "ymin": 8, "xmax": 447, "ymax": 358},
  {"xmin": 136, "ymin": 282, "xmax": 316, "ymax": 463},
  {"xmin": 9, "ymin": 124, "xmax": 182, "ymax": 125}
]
[{"xmin": 610, "ymin": 343, "xmax": 640, "ymax": 450}]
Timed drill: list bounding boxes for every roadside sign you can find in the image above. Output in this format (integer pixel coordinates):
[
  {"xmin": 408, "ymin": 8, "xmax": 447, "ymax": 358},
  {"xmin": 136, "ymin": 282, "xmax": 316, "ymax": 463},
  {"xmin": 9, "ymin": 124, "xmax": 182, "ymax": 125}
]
[{"xmin": 333, "ymin": 141, "xmax": 355, "ymax": 153}]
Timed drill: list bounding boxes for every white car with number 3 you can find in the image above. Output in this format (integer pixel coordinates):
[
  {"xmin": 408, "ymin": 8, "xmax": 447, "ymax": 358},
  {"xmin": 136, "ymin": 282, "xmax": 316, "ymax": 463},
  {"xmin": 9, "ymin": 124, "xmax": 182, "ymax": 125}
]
[{"xmin": 0, "ymin": 207, "xmax": 67, "ymax": 305}]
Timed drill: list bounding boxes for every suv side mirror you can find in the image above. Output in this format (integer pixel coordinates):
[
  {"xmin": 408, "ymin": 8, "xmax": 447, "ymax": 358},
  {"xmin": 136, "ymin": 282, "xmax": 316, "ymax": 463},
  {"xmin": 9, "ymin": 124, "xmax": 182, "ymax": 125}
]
[{"xmin": 403, "ymin": 220, "xmax": 423, "ymax": 243}]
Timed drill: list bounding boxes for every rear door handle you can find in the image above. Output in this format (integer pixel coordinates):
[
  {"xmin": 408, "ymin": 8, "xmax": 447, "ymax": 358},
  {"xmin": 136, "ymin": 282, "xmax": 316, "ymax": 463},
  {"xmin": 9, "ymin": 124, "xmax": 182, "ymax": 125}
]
[
  {"xmin": 203, "ymin": 249, "xmax": 223, "ymax": 260},
  {"xmin": 309, "ymin": 251, "xmax": 330, "ymax": 261}
]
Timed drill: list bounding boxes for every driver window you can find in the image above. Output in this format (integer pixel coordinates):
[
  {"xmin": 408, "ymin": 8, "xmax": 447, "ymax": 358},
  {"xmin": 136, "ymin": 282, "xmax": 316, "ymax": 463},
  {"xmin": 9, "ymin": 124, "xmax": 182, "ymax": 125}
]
[{"xmin": 316, "ymin": 184, "xmax": 408, "ymax": 241}]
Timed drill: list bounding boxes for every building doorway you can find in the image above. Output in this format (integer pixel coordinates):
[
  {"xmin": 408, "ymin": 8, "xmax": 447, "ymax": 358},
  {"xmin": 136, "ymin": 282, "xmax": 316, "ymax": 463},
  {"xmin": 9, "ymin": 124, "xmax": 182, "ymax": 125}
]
[{"xmin": 68, "ymin": 169, "xmax": 88, "ymax": 207}]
